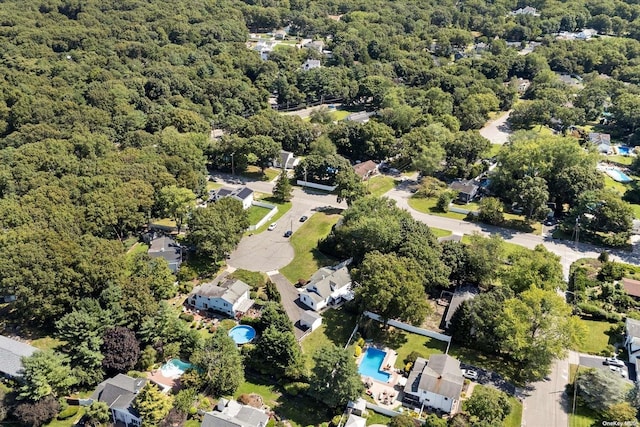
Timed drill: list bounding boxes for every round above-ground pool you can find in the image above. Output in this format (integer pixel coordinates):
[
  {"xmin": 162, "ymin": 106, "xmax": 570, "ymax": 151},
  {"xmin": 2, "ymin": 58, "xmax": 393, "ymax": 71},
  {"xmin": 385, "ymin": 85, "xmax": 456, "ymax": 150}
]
[{"xmin": 228, "ymin": 325, "xmax": 256, "ymax": 345}]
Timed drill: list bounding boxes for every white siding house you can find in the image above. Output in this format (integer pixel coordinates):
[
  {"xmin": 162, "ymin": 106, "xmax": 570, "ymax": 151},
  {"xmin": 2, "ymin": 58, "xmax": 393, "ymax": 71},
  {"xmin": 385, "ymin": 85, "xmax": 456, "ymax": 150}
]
[
  {"xmin": 189, "ymin": 278, "xmax": 253, "ymax": 318},
  {"xmin": 298, "ymin": 263, "xmax": 353, "ymax": 311},
  {"xmin": 626, "ymin": 318, "xmax": 640, "ymax": 364},
  {"xmin": 403, "ymin": 355, "xmax": 464, "ymax": 414},
  {"xmin": 202, "ymin": 398, "xmax": 269, "ymax": 427},
  {"xmin": 90, "ymin": 374, "xmax": 148, "ymax": 427},
  {"xmin": 209, "ymin": 187, "xmax": 254, "ymax": 210}
]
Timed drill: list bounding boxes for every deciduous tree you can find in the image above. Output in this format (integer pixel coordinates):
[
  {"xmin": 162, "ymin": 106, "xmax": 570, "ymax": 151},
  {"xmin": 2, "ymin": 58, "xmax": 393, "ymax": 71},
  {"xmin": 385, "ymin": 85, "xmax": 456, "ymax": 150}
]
[
  {"xmin": 134, "ymin": 383, "xmax": 173, "ymax": 427},
  {"xmin": 309, "ymin": 345, "xmax": 363, "ymax": 409},
  {"xmin": 101, "ymin": 327, "xmax": 140, "ymax": 375},
  {"xmin": 191, "ymin": 328, "xmax": 244, "ymax": 397}
]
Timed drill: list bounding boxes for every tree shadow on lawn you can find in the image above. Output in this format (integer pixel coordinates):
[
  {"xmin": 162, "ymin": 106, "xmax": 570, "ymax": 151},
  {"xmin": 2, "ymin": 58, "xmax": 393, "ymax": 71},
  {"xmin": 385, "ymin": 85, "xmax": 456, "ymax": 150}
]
[
  {"xmin": 275, "ymin": 394, "xmax": 335, "ymax": 426},
  {"xmin": 323, "ymin": 309, "xmax": 358, "ymax": 347}
]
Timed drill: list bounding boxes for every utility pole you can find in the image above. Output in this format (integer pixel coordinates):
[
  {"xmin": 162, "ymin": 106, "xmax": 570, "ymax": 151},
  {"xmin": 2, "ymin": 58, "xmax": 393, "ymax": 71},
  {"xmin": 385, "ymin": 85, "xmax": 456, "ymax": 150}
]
[{"xmin": 231, "ymin": 152, "xmax": 235, "ymax": 176}]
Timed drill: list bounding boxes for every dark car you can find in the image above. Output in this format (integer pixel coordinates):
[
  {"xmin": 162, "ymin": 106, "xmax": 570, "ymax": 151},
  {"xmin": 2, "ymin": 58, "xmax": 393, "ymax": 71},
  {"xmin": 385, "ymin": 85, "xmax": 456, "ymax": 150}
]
[
  {"xmin": 284, "ymin": 230, "xmax": 292, "ymax": 238},
  {"xmin": 299, "ymin": 216, "xmax": 308, "ymax": 222}
]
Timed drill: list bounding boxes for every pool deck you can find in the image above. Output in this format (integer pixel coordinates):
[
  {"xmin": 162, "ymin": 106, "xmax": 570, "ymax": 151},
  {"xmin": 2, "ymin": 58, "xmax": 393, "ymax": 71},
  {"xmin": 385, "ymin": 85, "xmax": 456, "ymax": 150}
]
[
  {"xmin": 358, "ymin": 346, "xmax": 405, "ymax": 410},
  {"xmin": 147, "ymin": 369, "xmax": 180, "ymax": 391}
]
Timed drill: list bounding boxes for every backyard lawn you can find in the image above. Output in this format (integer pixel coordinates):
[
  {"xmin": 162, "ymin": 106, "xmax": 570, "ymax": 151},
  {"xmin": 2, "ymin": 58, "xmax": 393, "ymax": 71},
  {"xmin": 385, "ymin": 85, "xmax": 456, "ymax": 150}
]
[
  {"xmin": 384, "ymin": 330, "xmax": 448, "ymax": 369},
  {"xmin": 301, "ymin": 308, "xmax": 358, "ymax": 369},
  {"xmin": 573, "ymin": 319, "xmax": 619, "ymax": 355},
  {"xmin": 206, "ymin": 181, "xmax": 223, "ymax": 191},
  {"xmin": 332, "ymin": 110, "xmax": 351, "ymax": 121},
  {"xmin": 279, "ymin": 211, "xmax": 340, "ymax": 283},
  {"xmin": 44, "ymin": 408, "xmax": 86, "ymax": 427},
  {"xmin": 367, "ymin": 175, "xmax": 396, "ymax": 198},
  {"xmin": 607, "ymin": 154, "xmax": 634, "ymax": 166},
  {"xmin": 246, "ymin": 205, "xmax": 271, "ymax": 226},
  {"xmin": 252, "ymin": 195, "xmax": 292, "ymax": 233},
  {"xmin": 408, "ymin": 197, "xmax": 468, "ymax": 220}
]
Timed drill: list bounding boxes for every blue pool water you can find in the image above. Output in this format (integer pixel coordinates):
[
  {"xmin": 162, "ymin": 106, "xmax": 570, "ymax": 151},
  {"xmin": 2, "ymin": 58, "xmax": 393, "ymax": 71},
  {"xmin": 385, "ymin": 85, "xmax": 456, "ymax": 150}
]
[
  {"xmin": 358, "ymin": 348, "xmax": 391, "ymax": 382},
  {"xmin": 618, "ymin": 146, "xmax": 631, "ymax": 155},
  {"xmin": 160, "ymin": 359, "xmax": 193, "ymax": 378},
  {"xmin": 606, "ymin": 169, "xmax": 633, "ymax": 183},
  {"xmin": 228, "ymin": 325, "xmax": 256, "ymax": 345}
]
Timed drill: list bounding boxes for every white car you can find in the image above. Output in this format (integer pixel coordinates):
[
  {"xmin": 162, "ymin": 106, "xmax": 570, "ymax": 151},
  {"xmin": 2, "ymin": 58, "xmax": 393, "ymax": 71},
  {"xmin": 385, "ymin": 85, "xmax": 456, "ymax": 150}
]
[
  {"xmin": 604, "ymin": 357, "xmax": 625, "ymax": 367},
  {"xmin": 267, "ymin": 223, "xmax": 277, "ymax": 231},
  {"xmin": 462, "ymin": 369, "xmax": 478, "ymax": 380}
]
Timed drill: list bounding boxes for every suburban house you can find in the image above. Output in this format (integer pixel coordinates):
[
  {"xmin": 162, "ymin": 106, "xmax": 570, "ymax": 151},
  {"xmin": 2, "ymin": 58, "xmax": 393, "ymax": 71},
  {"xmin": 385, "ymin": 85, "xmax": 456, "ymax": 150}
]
[
  {"xmin": 274, "ymin": 29, "xmax": 287, "ymax": 40},
  {"xmin": 202, "ymin": 398, "xmax": 268, "ymax": 427},
  {"xmin": 189, "ymin": 277, "xmax": 253, "ymax": 318},
  {"xmin": 345, "ymin": 111, "xmax": 376, "ymax": 124},
  {"xmin": 589, "ymin": 132, "xmax": 611, "ymax": 146},
  {"xmin": 344, "ymin": 414, "xmax": 366, "ymax": 427},
  {"xmin": 302, "ymin": 39, "xmax": 325, "ymax": 52},
  {"xmin": 299, "ymin": 310, "xmax": 323, "ymax": 332},
  {"xmin": 299, "ymin": 263, "xmax": 353, "ymax": 311},
  {"xmin": 0, "ymin": 335, "xmax": 37, "ymax": 378},
  {"xmin": 90, "ymin": 374, "xmax": 148, "ymax": 427},
  {"xmin": 449, "ymin": 179, "xmax": 479, "ymax": 203},
  {"xmin": 353, "ymin": 160, "xmax": 379, "ymax": 181},
  {"xmin": 254, "ymin": 41, "xmax": 275, "ymax": 60},
  {"xmin": 625, "ymin": 318, "xmax": 640, "ymax": 364},
  {"xmin": 301, "ymin": 59, "xmax": 321, "ymax": 71},
  {"xmin": 146, "ymin": 233, "xmax": 182, "ymax": 272},
  {"xmin": 403, "ymin": 354, "xmax": 464, "ymax": 414},
  {"xmin": 622, "ymin": 278, "xmax": 640, "ymax": 300},
  {"xmin": 273, "ymin": 150, "xmax": 299, "ymax": 170},
  {"xmin": 510, "ymin": 6, "xmax": 540, "ymax": 16},
  {"xmin": 346, "ymin": 398, "xmax": 367, "ymax": 417},
  {"xmin": 443, "ymin": 287, "xmax": 478, "ymax": 329},
  {"xmin": 210, "ymin": 187, "xmax": 254, "ymax": 210}
]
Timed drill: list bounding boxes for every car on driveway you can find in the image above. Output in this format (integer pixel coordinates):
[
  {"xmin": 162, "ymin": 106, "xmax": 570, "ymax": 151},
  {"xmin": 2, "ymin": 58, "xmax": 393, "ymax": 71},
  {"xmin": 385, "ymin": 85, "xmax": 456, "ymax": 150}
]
[
  {"xmin": 268, "ymin": 223, "xmax": 277, "ymax": 231},
  {"xmin": 299, "ymin": 216, "xmax": 308, "ymax": 222},
  {"xmin": 609, "ymin": 365, "xmax": 628, "ymax": 378},
  {"xmin": 462, "ymin": 369, "xmax": 478, "ymax": 380},
  {"xmin": 604, "ymin": 357, "xmax": 625, "ymax": 367},
  {"xmin": 284, "ymin": 230, "xmax": 292, "ymax": 238}
]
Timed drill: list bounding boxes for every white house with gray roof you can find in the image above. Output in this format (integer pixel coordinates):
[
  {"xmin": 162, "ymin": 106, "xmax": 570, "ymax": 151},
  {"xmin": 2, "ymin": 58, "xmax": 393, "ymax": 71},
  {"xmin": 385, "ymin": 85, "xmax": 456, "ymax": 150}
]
[
  {"xmin": 0, "ymin": 335, "xmax": 37, "ymax": 378},
  {"xmin": 299, "ymin": 262, "xmax": 353, "ymax": 311},
  {"xmin": 403, "ymin": 354, "xmax": 464, "ymax": 414},
  {"xmin": 202, "ymin": 398, "xmax": 268, "ymax": 427},
  {"xmin": 147, "ymin": 234, "xmax": 182, "ymax": 272},
  {"xmin": 209, "ymin": 186, "xmax": 254, "ymax": 210},
  {"xmin": 626, "ymin": 318, "xmax": 640, "ymax": 364},
  {"xmin": 189, "ymin": 278, "xmax": 253, "ymax": 318},
  {"xmin": 90, "ymin": 374, "xmax": 148, "ymax": 427}
]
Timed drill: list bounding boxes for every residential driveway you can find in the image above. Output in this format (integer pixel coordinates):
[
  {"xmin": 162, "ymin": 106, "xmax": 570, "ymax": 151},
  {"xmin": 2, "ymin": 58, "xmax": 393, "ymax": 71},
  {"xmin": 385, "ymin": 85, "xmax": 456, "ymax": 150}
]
[
  {"xmin": 459, "ymin": 362, "xmax": 516, "ymax": 396},
  {"xmin": 479, "ymin": 110, "xmax": 512, "ymax": 145},
  {"xmin": 522, "ymin": 359, "xmax": 570, "ymax": 427},
  {"xmin": 578, "ymin": 354, "xmax": 633, "ymax": 382},
  {"xmin": 267, "ymin": 272, "xmax": 307, "ymax": 340}
]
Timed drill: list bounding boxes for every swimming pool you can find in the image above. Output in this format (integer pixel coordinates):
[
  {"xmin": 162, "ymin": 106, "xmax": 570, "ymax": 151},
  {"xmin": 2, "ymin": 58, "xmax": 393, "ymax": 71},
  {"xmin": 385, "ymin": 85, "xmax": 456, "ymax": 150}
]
[
  {"xmin": 228, "ymin": 325, "xmax": 256, "ymax": 345},
  {"xmin": 160, "ymin": 359, "xmax": 193, "ymax": 379},
  {"xmin": 358, "ymin": 348, "xmax": 391, "ymax": 382},
  {"xmin": 606, "ymin": 169, "xmax": 633, "ymax": 183},
  {"xmin": 618, "ymin": 146, "xmax": 632, "ymax": 155}
]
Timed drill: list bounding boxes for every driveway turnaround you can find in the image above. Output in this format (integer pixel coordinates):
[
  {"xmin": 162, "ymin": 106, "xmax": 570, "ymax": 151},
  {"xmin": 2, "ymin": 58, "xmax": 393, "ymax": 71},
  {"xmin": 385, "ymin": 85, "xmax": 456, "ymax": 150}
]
[{"xmin": 479, "ymin": 110, "xmax": 512, "ymax": 144}]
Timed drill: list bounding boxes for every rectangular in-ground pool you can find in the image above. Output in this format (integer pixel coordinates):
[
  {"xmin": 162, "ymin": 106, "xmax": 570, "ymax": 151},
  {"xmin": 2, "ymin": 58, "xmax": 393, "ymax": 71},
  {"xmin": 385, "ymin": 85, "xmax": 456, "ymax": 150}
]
[
  {"xmin": 606, "ymin": 168, "xmax": 633, "ymax": 183},
  {"xmin": 358, "ymin": 347, "xmax": 391, "ymax": 382}
]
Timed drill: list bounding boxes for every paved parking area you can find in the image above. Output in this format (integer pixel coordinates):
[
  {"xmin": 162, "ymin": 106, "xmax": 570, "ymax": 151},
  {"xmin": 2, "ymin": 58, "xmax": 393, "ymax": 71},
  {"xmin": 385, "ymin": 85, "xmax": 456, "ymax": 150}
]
[{"xmin": 267, "ymin": 272, "xmax": 307, "ymax": 340}]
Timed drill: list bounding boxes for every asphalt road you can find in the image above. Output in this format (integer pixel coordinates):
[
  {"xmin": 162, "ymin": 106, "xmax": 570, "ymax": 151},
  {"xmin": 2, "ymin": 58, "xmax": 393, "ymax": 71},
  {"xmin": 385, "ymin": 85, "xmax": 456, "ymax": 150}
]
[
  {"xmin": 522, "ymin": 359, "xmax": 570, "ymax": 427},
  {"xmin": 267, "ymin": 272, "xmax": 307, "ymax": 340},
  {"xmin": 479, "ymin": 110, "xmax": 513, "ymax": 145}
]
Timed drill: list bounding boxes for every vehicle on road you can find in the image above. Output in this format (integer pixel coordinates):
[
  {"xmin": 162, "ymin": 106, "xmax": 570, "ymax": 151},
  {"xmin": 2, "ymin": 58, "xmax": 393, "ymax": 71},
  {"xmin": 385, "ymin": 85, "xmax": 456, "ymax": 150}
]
[
  {"xmin": 604, "ymin": 357, "xmax": 625, "ymax": 367},
  {"xmin": 462, "ymin": 369, "xmax": 478, "ymax": 380},
  {"xmin": 284, "ymin": 230, "xmax": 292, "ymax": 238},
  {"xmin": 299, "ymin": 216, "xmax": 308, "ymax": 222},
  {"xmin": 268, "ymin": 223, "xmax": 277, "ymax": 231}
]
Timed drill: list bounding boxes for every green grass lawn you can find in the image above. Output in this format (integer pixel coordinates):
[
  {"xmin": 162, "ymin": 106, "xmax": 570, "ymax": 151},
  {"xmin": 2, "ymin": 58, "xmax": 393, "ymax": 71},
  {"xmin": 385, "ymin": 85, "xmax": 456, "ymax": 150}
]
[
  {"xmin": 301, "ymin": 308, "xmax": 359, "ymax": 369},
  {"xmin": 241, "ymin": 166, "xmax": 280, "ymax": 182},
  {"xmin": 44, "ymin": 407, "xmax": 86, "ymax": 427},
  {"xmin": 504, "ymin": 396, "xmax": 523, "ymax": 427},
  {"xmin": 430, "ymin": 227, "xmax": 452, "ymax": 238},
  {"xmin": 379, "ymin": 329, "xmax": 448, "ymax": 369},
  {"xmin": 246, "ymin": 205, "xmax": 271, "ymax": 226},
  {"xmin": 366, "ymin": 413, "xmax": 392, "ymax": 425},
  {"xmin": 206, "ymin": 181, "xmax": 223, "ymax": 191},
  {"xmin": 408, "ymin": 197, "xmax": 468, "ymax": 220},
  {"xmin": 607, "ymin": 154, "xmax": 634, "ymax": 166},
  {"xmin": 252, "ymin": 196, "xmax": 292, "ymax": 233},
  {"xmin": 30, "ymin": 336, "xmax": 63, "ymax": 351},
  {"xmin": 449, "ymin": 344, "xmax": 521, "ymax": 385},
  {"xmin": 460, "ymin": 235, "xmax": 527, "ymax": 258},
  {"xmin": 603, "ymin": 174, "xmax": 630, "ymax": 195},
  {"xmin": 574, "ymin": 319, "xmax": 620, "ymax": 355},
  {"xmin": 332, "ymin": 110, "xmax": 351, "ymax": 121},
  {"xmin": 280, "ymin": 211, "xmax": 341, "ymax": 283},
  {"xmin": 228, "ymin": 269, "xmax": 268, "ymax": 289},
  {"xmin": 367, "ymin": 175, "xmax": 396, "ymax": 198},
  {"xmin": 150, "ymin": 217, "xmax": 177, "ymax": 228},
  {"xmin": 488, "ymin": 144, "xmax": 503, "ymax": 158}
]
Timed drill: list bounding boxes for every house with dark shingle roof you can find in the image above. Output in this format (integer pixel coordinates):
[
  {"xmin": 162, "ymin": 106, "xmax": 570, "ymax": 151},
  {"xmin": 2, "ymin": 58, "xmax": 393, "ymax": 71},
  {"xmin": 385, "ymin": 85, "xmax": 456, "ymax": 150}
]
[
  {"xmin": 0, "ymin": 335, "xmax": 37, "ymax": 379},
  {"xmin": 449, "ymin": 180, "xmax": 479, "ymax": 203},
  {"xmin": 403, "ymin": 354, "xmax": 464, "ymax": 414},
  {"xmin": 210, "ymin": 186, "xmax": 254, "ymax": 210},
  {"xmin": 202, "ymin": 398, "xmax": 268, "ymax": 427},
  {"xmin": 147, "ymin": 233, "xmax": 182, "ymax": 272},
  {"xmin": 90, "ymin": 374, "xmax": 148, "ymax": 427}
]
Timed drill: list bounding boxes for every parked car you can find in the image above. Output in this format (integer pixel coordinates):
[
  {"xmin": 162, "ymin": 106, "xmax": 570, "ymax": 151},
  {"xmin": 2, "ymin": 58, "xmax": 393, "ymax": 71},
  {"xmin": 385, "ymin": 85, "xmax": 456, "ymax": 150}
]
[
  {"xmin": 604, "ymin": 357, "xmax": 625, "ymax": 367},
  {"xmin": 609, "ymin": 365, "xmax": 628, "ymax": 378},
  {"xmin": 299, "ymin": 216, "xmax": 308, "ymax": 222},
  {"xmin": 284, "ymin": 230, "xmax": 292, "ymax": 238},
  {"xmin": 268, "ymin": 223, "xmax": 277, "ymax": 231},
  {"xmin": 461, "ymin": 369, "xmax": 478, "ymax": 380}
]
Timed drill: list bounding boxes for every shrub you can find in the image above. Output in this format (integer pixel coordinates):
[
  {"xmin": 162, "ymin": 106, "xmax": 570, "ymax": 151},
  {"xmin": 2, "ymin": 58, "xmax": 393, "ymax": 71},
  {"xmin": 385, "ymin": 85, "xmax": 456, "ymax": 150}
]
[
  {"xmin": 197, "ymin": 397, "xmax": 211, "ymax": 412},
  {"xmin": 354, "ymin": 345, "xmax": 362, "ymax": 357},
  {"xmin": 57, "ymin": 406, "xmax": 79, "ymax": 420},
  {"xmin": 219, "ymin": 319, "xmax": 237, "ymax": 331},
  {"xmin": 598, "ymin": 261, "xmax": 625, "ymax": 282},
  {"xmin": 179, "ymin": 313, "xmax": 194, "ymax": 322},
  {"xmin": 238, "ymin": 394, "xmax": 252, "ymax": 405},
  {"xmin": 404, "ymin": 351, "xmax": 423, "ymax": 365},
  {"xmin": 177, "ymin": 265, "xmax": 198, "ymax": 282},
  {"xmin": 356, "ymin": 337, "xmax": 365, "ymax": 348},
  {"xmin": 178, "ymin": 281, "xmax": 194, "ymax": 294},
  {"xmin": 283, "ymin": 382, "xmax": 309, "ymax": 396},
  {"xmin": 436, "ymin": 191, "xmax": 454, "ymax": 212}
]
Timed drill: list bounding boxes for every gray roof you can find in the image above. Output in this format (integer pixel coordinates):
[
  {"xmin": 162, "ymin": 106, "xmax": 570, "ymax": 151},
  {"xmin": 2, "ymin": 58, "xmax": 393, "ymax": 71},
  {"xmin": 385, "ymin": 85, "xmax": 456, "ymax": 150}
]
[
  {"xmin": 213, "ymin": 187, "xmax": 253, "ymax": 202},
  {"xmin": 404, "ymin": 355, "xmax": 463, "ymax": 400},
  {"xmin": 300, "ymin": 310, "xmax": 322, "ymax": 326},
  {"xmin": 345, "ymin": 414, "xmax": 366, "ymax": 427},
  {"xmin": 148, "ymin": 235, "xmax": 182, "ymax": 266},
  {"xmin": 449, "ymin": 180, "xmax": 479, "ymax": 196},
  {"xmin": 589, "ymin": 132, "xmax": 611, "ymax": 145},
  {"xmin": 444, "ymin": 288, "xmax": 478, "ymax": 328},
  {"xmin": 305, "ymin": 266, "xmax": 351, "ymax": 299},
  {"xmin": 91, "ymin": 374, "xmax": 147, "ymax": 411},
  {"xmin": 202, "ymin": 401, "xmax": 268, "ymax": 427},
  {"xmin": 192, "ymin": 278, "xmax": 250, "ymax": 304},
  {"xmin": 0, "ymin": 335, "xmax": 37, "ymax": 377},
  {"xmin": 627, "ymin": 318, "xmax": 640, "ymax": 339},
  {"xmin": 235, "ymin": 187, "xmax": 254, "ymax": 201}
]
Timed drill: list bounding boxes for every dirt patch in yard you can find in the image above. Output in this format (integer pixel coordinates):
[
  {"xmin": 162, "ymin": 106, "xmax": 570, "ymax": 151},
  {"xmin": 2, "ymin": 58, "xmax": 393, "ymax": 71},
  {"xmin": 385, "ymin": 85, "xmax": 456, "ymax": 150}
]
[{"xmin": 422, "ymin": 299, "xmax": 446, "ymax": 332}]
